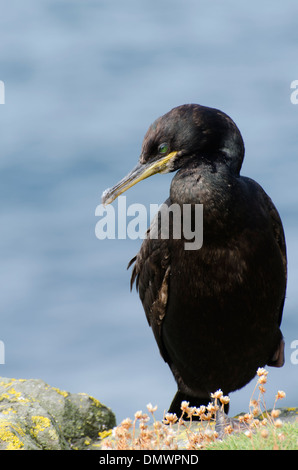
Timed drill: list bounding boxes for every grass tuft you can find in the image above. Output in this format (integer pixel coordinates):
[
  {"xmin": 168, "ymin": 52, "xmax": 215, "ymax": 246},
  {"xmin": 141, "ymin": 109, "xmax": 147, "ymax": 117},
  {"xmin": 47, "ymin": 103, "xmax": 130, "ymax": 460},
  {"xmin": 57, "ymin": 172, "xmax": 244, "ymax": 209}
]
[{"xmin": 101, "ymin": 368, "xmax": 297, "ymax": 450}]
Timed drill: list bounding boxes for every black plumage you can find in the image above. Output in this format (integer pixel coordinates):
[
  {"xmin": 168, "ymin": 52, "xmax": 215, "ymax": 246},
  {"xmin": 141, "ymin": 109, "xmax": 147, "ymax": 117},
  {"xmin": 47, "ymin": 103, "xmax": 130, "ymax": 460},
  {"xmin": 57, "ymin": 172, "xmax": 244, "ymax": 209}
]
[{"xmin": 102, "ymin": 104, "xmax": 287, "ymax": 417}]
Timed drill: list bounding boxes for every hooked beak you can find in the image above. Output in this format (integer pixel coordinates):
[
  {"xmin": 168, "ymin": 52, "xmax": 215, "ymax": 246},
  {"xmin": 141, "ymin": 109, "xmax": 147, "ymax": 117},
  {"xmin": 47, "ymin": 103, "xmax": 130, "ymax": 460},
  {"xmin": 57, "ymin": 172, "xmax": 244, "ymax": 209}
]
[{"xmin": 101, "ymin": 151, "xmax": 178, "ymax": 205}]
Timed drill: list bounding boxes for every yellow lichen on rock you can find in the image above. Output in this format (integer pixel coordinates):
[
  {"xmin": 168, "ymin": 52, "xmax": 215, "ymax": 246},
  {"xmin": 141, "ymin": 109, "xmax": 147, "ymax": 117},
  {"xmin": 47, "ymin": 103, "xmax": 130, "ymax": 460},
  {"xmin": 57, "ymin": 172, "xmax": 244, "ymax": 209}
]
[
  {"xmin": 98, "ymin": 429, "xmax": 112, "ymax": 440},
  {"xmin": 1, "ymin": 407, "xmax": 17, "ymax": 415},
  {"xmin": 0, "ymin": 383, "xmax": 30, "ymax": 404},
  {"xmin": 51, "ymin": 387, "xmax": 69, "ymax": 398},
  {"xmin": 0, "ymin": 419, "xmax": 25, "ymax": 450},
  {"xmin": 30, "ymin": 415, "xmax": 51, "ymax": 437},
  {"xmin": 89, "ymin": 395, "xmax": 103, "ymax": 408},
  {"xmin": 29, "ymin": 415, "xmax": 61, "ymax": 447}
]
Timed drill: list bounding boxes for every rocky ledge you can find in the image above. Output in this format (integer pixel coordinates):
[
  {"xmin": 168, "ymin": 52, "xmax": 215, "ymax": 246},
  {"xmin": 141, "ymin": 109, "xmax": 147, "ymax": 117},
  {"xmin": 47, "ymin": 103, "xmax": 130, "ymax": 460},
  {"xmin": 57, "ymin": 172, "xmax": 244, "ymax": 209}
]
[
  {"xmin": 0, "ymin": 377, "xmax": 116, "ymax": 450},
  {"xmin": 1, "ymin": 376, "xmax": 297, "ymax": 450}
]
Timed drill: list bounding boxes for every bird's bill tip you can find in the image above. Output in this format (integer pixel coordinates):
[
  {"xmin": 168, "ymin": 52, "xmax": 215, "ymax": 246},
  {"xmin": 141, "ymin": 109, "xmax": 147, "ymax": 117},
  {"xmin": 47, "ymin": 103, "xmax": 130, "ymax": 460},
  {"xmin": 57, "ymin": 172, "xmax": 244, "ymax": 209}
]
[
  {"xmin": 101, "ymin": 161, "xmax": 148, "ymax": 206},
  {"xmin": 101, "ymin": 151, "xmax": 178, "ymax": 205}
]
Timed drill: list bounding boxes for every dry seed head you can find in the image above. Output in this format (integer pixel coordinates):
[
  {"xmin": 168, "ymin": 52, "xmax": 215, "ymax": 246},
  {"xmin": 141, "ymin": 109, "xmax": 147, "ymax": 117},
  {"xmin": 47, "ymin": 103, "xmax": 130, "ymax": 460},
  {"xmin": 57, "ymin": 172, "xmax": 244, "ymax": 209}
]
[
  {"xmin": 163, "ymin": 413, "xmax": 178, "ymax": 425},
  {"xmin": 139, "ymin": 421, "xmax": 148, "ymax": 430},
  {"xmin": 276, "ymin": 390, "xmax": 286, "ymax": 400},
  {"xmin": 250, "ymin": 399, "xmax": 259, "ymax": 408},
  {"xmin": 188, "ymin": 433, "xmax": 201, "ymax": 445},
  {"xmin": 243, "ymin": 413, "xmax": 254, "ymax": 423},
  {"xmin": 146, "ymin": 403, "xmax": 158, "ymax": 413},
  {"xmin": 257, "ymin": 367, "xmax": 268, "ymax": 377},
  {"xmin": 258, "ymin": 375, "xmax": 267, "ymax": 384},
  {"xmin": 224, "ymin": 424, "xmax": 234, "ymax": 435},
  {"xmin": 261, "ymin": 428, "xmax": 269, "ymax": 439},
  {"xmin": 194, "ymin": 405, "xmax": 206, "ymax": 416},
  {"xmin": 258, "ymin": 385, "xmax": 266, "ymax": 394},
  {"xmin": 250, "ymin": 399, "xmax": 260, "ymax": 416},
  {"xmin": 134, "ymin": 410, "xmax": 143, "ymax": 419},
  {"xmin": 220, "ymin": 395, "xmax": 230, "ymax": 405},
  {"xmin": 274, "ymin": 419, "xmax": 283, "ymax": 428},
  {"xmin": 153, "ymin": 420, "xmax": 162, "ymax": 430},
  {"xmin": 207, "ymin": 402, "xmax": 219, "ymax": 413},
  {"xmin": 211, "ymin": 389, "xmax": 223, "ymax": 399},
  {"xmin": 180, "ymin": 401, "xmax": 190, "ymax": 413},
  {"xmin": 271, "ymin": 409, "xmax": 281, "ymax": 419},
  {"xmin": 186, "ymin": 406, "xmax": 197, "ymax": 418},
  {"xmin": 114, "ymin": 426, "xmax": 130, "ymax": 439},
  {"xmin": 120, "ymin": 418, "xmax": 133, "ymax": 429}
]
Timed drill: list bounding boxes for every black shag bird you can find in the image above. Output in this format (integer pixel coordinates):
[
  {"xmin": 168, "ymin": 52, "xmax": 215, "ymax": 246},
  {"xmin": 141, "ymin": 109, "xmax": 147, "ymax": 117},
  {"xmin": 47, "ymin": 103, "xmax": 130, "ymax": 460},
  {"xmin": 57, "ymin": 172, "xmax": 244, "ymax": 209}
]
[{"xmin": 102, "ymin": 104, "xmax": 287, "ymax": 419}]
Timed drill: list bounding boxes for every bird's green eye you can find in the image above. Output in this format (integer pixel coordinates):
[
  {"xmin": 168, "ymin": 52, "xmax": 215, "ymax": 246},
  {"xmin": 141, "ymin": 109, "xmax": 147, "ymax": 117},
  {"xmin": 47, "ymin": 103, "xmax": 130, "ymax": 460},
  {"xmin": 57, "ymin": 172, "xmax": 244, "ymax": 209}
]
[{"xmin": 158, "ymin": 143, "xmax": 169, "ymax": 155}]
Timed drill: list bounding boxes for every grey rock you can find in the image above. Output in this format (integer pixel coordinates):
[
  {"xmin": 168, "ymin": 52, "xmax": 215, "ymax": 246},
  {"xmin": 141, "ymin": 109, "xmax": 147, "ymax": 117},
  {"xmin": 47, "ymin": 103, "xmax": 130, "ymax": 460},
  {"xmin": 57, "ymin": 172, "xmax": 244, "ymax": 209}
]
[{"xmin": 0, "ymin": 377, "xmax": 116, "ymax": 450}]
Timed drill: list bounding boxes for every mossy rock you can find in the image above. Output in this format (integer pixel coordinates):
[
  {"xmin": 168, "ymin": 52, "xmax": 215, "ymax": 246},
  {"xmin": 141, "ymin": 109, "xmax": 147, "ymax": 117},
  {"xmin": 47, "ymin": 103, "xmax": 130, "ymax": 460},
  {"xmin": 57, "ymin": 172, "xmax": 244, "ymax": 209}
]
[
  {"xmin": 257, "ymin": 406, "xmax": 298, "ymax": 423},
  {"xmin": 0, "ymin": 377, "xmax": 116, "ymax": 450}
]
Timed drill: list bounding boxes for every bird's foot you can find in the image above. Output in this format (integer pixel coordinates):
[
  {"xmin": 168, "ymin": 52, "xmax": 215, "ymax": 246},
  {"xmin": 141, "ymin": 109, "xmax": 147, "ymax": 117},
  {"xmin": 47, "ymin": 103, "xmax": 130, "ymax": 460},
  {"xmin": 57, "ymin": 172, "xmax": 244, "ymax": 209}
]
[{"xmin": 215, "ymin": 408, "xmax": 247, "ymax": 440}]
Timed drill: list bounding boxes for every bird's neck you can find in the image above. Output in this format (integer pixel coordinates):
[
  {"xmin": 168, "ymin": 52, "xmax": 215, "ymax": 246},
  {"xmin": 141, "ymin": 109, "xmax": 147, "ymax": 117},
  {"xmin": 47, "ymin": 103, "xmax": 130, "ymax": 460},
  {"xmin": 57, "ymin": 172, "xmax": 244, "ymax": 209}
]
[
  {"xmin": 169, "ymin": 161, "xmax": 242, "ymax": 241},
  {"xmin": 170, "ymin": 160, "xmax": 237, "ymax": 207}
]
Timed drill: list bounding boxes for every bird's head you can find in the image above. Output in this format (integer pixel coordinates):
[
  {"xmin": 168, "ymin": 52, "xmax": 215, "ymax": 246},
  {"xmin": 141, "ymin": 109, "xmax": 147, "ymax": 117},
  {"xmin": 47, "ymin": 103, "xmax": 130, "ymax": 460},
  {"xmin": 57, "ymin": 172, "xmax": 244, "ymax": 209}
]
[{"xmin": 102, "ymin": 104, "xmax": 245, "ymax": 205}]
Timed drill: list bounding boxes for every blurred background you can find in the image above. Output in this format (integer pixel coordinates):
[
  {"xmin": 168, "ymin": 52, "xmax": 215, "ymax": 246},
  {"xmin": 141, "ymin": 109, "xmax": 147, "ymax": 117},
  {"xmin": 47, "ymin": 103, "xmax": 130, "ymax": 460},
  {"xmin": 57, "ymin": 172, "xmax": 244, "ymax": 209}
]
[{"xmin": 0, "ymin": 0, "xmax": 297, "ymax": 423}]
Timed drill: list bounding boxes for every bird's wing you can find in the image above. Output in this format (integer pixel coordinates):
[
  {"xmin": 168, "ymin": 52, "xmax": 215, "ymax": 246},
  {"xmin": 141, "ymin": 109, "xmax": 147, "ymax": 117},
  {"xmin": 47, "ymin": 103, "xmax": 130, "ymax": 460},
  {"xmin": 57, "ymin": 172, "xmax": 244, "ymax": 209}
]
[
  {"xmin": 128, "ymin": 202, "xmax": 172, "ymax": 363},
  {"xmin": 262, "ymin": 190, "xmax": 287, "ymax": 367},
  {"xmin": 242, "ymin": 176, "xmax": 287, "ymax": 328},
  {"xmin": 263, "ymin": 192, "xmax": 287, "ymax": 327}
]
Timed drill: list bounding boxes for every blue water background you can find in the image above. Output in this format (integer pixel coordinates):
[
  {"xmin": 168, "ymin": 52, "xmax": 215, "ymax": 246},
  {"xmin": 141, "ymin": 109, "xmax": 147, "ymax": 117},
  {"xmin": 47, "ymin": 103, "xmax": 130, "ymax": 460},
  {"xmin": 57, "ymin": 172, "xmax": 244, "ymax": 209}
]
[{"xmin": 0, "ymin": 0, "xmax": 297, "ymax": 422}]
